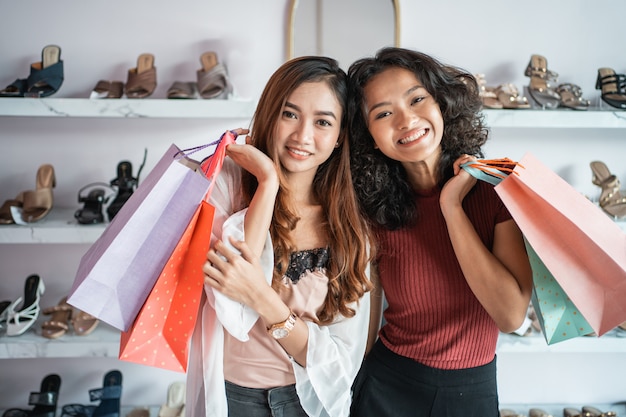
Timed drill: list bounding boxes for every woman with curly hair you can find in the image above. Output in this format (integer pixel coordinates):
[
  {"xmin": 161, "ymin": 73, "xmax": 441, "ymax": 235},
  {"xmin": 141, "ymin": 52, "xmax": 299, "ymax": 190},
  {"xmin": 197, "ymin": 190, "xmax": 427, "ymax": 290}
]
[{"xmin": 347, "ymin": 47, "xmax": 532, "ymax": 417}]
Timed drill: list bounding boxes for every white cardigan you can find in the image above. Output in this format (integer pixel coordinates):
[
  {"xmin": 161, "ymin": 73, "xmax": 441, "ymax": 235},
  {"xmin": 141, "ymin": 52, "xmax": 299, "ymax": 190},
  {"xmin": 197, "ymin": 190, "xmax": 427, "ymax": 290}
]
[{"xmin": 185, "ymin": 159, "xmax": 371, "ymax": 417}]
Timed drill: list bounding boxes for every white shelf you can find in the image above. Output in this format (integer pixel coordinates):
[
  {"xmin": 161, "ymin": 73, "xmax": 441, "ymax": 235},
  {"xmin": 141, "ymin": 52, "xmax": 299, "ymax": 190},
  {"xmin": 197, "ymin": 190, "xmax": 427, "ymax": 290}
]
[
  {"xmin": 0, "ymin": 97, "xmax": 256, "ymax": 119},
  {"xmin": 0, "ymin": 208, "xmax": 106, "ymax": 244},
  {"xmin": 0, "ymin": 323, "xmax": 120, "ymax": 359},
  {"xmin": 482, "ymin": 108, "xmax": 626, "ymax": 129}
]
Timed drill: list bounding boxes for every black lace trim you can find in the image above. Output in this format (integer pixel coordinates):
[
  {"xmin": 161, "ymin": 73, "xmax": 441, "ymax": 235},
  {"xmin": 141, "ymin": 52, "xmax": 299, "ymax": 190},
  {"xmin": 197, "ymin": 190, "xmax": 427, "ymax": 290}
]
[{"xmin": 283, "ymin": 247, "xmax": 330, "ymax": 284}]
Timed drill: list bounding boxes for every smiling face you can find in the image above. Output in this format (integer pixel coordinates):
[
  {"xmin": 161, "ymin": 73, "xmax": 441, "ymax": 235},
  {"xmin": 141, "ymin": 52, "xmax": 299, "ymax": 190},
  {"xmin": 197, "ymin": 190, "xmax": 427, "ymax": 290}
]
[
  {"xmin": 363, "ymin": 67, "xmax": 444, "ymax": 169},
  {"xmin": 273, "ymin": 80, "xmax": 343, "ymax": 181}
]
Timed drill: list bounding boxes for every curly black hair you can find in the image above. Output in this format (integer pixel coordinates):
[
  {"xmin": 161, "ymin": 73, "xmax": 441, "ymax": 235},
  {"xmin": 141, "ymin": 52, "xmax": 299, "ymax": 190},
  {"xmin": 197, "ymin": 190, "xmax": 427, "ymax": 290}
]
[{"xmin": 347, "ymin": 47, "xmax": 489, "ymax": 230}]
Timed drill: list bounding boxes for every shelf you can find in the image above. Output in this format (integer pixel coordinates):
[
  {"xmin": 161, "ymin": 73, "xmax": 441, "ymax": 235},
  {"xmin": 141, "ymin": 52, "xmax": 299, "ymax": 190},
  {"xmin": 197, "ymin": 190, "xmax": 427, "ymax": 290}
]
[
  {"xmin": 496, "ymin": 329, "xmax": 626, "ymax": 354},
  {"xmin": 482, "ymin": 108, "xmax": 626, "ymax": 129},
  {"xmin": 499, "ymin": 404, "xmax": 626, "ymax": 416},
  {"xmin": 0, "ymin": 97, "xmax": 256, "ymax": 119},
  {"xmin": 0, "ymin": 208, "xmax": 105, "ymax": 244},
  {"xmin": 0, "ymin": 323, "xmax": 120, "ymax": 359}
]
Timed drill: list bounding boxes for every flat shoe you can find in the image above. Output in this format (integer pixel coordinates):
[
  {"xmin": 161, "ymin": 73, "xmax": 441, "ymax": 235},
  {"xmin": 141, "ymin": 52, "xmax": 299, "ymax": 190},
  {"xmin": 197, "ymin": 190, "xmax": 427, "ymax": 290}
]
[
  {"xmin": 72, "ymin": 308, "xmax": 99, "ymax": 336},
  {"xmin": 42, "ymin": 296, "xmax": 72, "ymax": 339},
  {"xmin": 167, "ymin": 81, "xmax": 197, "ymax": 99},
  {"xmin": 91, "ymin": 80, "xmax": 124, "ymax": 99},
  {"xmin": 557, "ymin": 83, "xmax": 590, "ymax": 110}
]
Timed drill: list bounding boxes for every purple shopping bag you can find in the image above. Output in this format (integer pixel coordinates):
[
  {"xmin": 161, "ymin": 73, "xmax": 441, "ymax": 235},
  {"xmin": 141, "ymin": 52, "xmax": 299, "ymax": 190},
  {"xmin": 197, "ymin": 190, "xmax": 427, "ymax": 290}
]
[{"xmin": 68, "ymin": 142, "xmax": 220, "ymax": 331}]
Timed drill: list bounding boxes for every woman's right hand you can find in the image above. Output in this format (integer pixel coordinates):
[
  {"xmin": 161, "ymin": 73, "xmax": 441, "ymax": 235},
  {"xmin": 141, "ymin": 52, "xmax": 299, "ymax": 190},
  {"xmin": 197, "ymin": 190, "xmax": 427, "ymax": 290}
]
[{"xmin": 226, "ymin": 130, "xmax": 278, "ymax": 187}]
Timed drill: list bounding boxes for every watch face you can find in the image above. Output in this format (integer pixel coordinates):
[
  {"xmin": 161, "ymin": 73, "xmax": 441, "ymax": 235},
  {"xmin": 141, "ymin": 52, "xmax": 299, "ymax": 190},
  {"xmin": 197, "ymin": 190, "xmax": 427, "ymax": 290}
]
[{"xmin": 272, "ymin": 328, "xmax": 289, "ymax": 339}]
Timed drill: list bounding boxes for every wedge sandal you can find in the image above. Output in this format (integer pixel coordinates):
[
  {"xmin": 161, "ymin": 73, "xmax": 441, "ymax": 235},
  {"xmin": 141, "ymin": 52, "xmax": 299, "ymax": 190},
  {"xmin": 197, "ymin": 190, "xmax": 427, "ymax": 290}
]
[{"xmin": 197, "ymin": 51, "xmax": 232, "ymax": 99}]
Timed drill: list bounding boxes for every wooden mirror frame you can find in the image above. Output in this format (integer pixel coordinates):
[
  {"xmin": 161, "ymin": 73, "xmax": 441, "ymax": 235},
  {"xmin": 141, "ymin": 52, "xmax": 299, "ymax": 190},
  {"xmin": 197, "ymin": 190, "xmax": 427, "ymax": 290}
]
[{"xmin": 286, "ymin": 0, "xmax": 401, "ymax": 61}]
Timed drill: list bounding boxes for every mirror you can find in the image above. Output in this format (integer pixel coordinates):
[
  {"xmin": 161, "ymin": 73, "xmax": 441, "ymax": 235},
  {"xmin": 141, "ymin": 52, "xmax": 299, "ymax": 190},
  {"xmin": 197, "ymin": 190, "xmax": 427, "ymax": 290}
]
[{"xmin": 287, "ymin": 0, "xmax": 400, "ymax": 69}]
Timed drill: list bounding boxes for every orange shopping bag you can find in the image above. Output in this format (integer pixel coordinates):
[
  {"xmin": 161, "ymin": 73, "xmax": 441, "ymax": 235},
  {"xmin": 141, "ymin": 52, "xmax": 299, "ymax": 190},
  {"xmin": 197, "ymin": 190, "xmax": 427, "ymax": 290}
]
[{"xmin": 119, "ymin": 131, "xmax": 235, "ymax": 372}]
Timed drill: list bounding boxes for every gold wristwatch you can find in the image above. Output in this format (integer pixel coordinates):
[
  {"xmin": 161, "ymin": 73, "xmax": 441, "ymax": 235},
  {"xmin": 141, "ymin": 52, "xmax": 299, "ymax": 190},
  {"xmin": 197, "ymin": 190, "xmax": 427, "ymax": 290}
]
[{"xmin": 268, "ymin": 310, "xmax": 297, "ymax": 339}]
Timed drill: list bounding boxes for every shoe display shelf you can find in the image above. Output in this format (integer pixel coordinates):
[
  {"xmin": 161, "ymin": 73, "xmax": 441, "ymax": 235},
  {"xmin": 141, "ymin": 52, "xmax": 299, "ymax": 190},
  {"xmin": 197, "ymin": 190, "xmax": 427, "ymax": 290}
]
[
  {"xmin": 0, "ymin": 97, "xmax": 256, "ymax": 119},
  {"xmin": 0, "ymin": 321, "xmax": 120, "ymax": 359},
  {"xmin": 482, "ymin": 108, "xmax": 626, "ymax": 129}
]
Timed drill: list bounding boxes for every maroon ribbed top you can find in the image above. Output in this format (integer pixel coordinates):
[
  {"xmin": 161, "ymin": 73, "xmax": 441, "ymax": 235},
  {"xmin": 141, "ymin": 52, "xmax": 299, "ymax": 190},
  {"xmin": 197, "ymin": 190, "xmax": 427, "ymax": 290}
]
[{"xmin": 376, "ymin": 181, "xmax": 511, "ymax": 369}]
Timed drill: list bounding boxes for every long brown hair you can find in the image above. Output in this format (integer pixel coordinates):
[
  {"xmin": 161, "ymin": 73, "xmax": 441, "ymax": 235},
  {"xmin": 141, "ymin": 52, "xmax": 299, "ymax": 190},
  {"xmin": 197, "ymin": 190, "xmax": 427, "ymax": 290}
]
[{"xmin": 244, "ymin": 56, "xmax": 373, "ymax": 323}]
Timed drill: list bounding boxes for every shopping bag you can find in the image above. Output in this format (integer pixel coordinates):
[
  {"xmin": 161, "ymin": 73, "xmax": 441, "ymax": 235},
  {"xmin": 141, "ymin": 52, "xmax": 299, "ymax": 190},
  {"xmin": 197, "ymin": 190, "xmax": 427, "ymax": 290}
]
[
  {"xmin": 118, "ymin": 130, "xmax": 235, "ymax": 372},
  {"xmin": 68, "ymin": 133, "xmax": 235, "ymax": 331},
  {"xmin": 119, "ymin": 200, "xmax": 216, "ymax": 372},
  {"xmin": 463, "ymin": 154, "xmax": 626, "ymax": 343}
]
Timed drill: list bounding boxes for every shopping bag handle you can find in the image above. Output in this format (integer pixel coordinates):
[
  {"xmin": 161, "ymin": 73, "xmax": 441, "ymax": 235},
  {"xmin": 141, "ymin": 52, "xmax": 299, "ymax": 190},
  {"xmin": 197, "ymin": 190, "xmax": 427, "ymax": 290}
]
[
  {"xmin": 200, "ymin": 130, "xmax": 237, "ymax": 199},
  {"xmin": 461, "ymin": 158, "xmax": 522, "ymax": 185}
]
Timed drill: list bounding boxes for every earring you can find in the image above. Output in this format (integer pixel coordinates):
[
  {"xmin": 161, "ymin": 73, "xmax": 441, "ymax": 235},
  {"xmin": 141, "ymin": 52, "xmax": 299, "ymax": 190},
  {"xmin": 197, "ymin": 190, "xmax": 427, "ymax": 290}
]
[{"xmin": 335, "ymin": 142, "xmax": 340, "ymax": 148}]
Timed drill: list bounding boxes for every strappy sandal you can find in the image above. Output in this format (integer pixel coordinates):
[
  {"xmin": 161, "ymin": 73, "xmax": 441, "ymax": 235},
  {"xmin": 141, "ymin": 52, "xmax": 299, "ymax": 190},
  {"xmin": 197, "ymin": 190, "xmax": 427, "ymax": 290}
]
[
  {"xmin": 125, "ymin": 53, "xmax": 157, "ymax": 99},
  {"xmin": 495, "ymin": 83, "xmax": 531, "ymax": 109},
  {"xmin": 596, "ymin": 67, "xmax": 626, "ymax": 109},
  {"xmin": 581, "ymin": 406, "xmax": 617, "ymax": 417},
  {"xmin": 557, "ymin": 83, "xmax": 590, "ymax": 110},
  {"xmin": 6, "ymin": 274, "xmax": 46, "ymax": 336},
  {"xmin": 590, "ymin": 160, "xmax": 626, "ymax": 219},
  {"xmin": 196, "ymin": 51, "xmax": 232, "ymax": 99},
  {"xmin": 524, "ymin": 54, "xmax": 561, "ymax": 109},
  {"xmin": 42, "ymin": 296, "xmax": 72, "ymax": 339},
  {"xmin": 475, "ymin": 74, "xmax": 502, "ymax": 109},
  {"xmin": 74, "ymin": 182, "xmax": 114, "ymax": 225},
  {"xmin": 2, "ymin": 374, "xmax": 61, "ymax": 417},
  {"xmin": 0, "ymin": 300, "xmax": 12, "ymax": 333},
  {"xmin": 107, "ymin": 151, "xmax": 146, "ymax": 221},
  {"xmin": 90, "ymin": 80, "xmax": 124, "ymax": 99}
]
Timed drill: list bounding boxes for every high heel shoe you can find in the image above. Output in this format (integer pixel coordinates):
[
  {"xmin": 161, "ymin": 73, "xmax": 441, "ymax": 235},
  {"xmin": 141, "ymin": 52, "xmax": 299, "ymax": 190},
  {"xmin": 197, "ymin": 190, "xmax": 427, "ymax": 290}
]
[
  {"xmin": 74, "ymin": 182, "xmax": 113, "ymax": 225},
  {"xmin": 90, "ymin": 370, "xmax": 122, "ymax": 417},
  {"xmin": 524, "ymin": 54, "xmax": 561, "ymax": 109},
  {"xmin": 6, "ymin": 274, "xmax": 45, "ymax": 336},
  {"xmin": 596, "ymin": 67, "xmax": 626, "ymax": 109},
  {"xmin": 590, "ymin": 160, "xmax": 626, "ymax": 219},
  {"xmin": 125, "ymin": 53, "xmax": 157, "ymax": 99},
  {"xmin": 107, "ymin": 161, "xmax": 138, "ymax": 221},
  {"xmin": 11, "ymin": 164, "xmax": 56, "ymax": 224},
  {"xmin": 581, "ymin": 406, "xmax": 617, "ymax": 417},
  {"xmin": 1, "ymin": 374, "xmax": 61, "ymax": 417}
]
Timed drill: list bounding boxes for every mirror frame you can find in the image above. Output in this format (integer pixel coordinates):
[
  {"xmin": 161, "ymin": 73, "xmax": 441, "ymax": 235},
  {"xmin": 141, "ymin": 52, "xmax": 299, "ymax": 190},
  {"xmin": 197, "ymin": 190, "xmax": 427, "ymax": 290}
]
[{"xmin": 286, "ymin": 0, "xmax": 401, "ymax": 60}]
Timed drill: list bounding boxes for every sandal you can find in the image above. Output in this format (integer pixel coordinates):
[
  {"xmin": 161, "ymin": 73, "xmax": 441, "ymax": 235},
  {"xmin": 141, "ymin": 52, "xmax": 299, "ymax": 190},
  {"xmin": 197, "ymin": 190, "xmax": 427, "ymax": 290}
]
[
  {"xmin": 524, "ymin": 54, "xmax": 561, "ymax": 109},
  {"xmin": 557, "ymin": 83, "xmax": 590, "ymax": 110},
  {"xmin": 18, "ymin": 164, "xmax": 56, "ymax": 223},
  {"xmin": 60, "ymin": 404, "xmax": 96, "ymax": 417},
  {"xmin": 42, "ymin": 296, "xmax": 72, "ymax": 339},
  {"xmin": 6, "ymin": 274, "xmax": 46, "ymax": 336},
  {"xmin": 495, "ymin": 83, "xmax": 531, "ymax": 109},
  {"xmin": 74, "ymin": 182, "xmax": 114, "ymax": 225},
  {"xmin": 167, "ymin": 81, "xmax": 197, "ymax": 99},
  {"xmin": 596, "ymin": 67, "xmax": 626, "ymax": 109},
  {"xmin": 196, "ymin": 51, "xmax": 232, "ymax": 99},
  {"xmin": 158, "ymin": 381, "xmax": 186, "ymax": 417},
  {"xmin": 0, "ymin": 300, "xmax": 12, "ymax": 333},
  {"xmin": 2, "ymin": 374, "xmax": 61, "ymax": 417},
  {"xmin": 72, "ymin": 308, "xmax": 99, "ymax": 336},
  {"xmin": 590, "ymin": 160, "xmax": 626, "ymax": 219},
  {"xmin": 475, "ymin": 74, "xmax": 502, "ymax": 109},
  {"xmin": 90, "ymin": 370, "xmax": 122, "ymax": 417},
  {"xmin": 107, "ymin": 151, "xmax": 146, "ymax": 221},
  {"xmin": 90, "ymin": 80, "xmax": 124, "ymax": 99},
  {"xmin": 125, "ymin": 53, "xmax": 157, "ymax": 99},
  {"xmin": 0, "ymin": 45, "xmax": 64, "ymax": 98}
]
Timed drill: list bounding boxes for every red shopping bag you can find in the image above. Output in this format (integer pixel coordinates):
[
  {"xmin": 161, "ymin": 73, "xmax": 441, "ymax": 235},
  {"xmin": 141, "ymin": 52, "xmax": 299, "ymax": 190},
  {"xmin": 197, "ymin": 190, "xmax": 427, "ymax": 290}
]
[
  {"xmin": 118, "ymin": 131, "xmax": 236, "ymax": 372},
  {"xmin": 463, "ymin": 154, "xmax": 626, "ymax": 342}
]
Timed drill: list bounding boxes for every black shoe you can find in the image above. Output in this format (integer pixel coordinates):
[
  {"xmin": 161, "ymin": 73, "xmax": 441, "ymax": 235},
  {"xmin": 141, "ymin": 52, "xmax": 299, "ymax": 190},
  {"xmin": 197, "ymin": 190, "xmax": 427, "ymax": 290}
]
[
  {"xmin": 75, "ymin": 183, "xmax": 113, "ymax": 225},
  {"xmin": 107, "ymin": 150, "xmax": 147, "ymax": 221}
]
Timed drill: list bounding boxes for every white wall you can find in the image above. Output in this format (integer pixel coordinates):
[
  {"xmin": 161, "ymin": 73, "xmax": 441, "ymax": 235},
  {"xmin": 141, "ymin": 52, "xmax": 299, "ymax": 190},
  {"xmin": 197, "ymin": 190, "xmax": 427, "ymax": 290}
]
[{"xmin": 1, "ymin": 0, "xmax": 625, "ymax": 411}]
